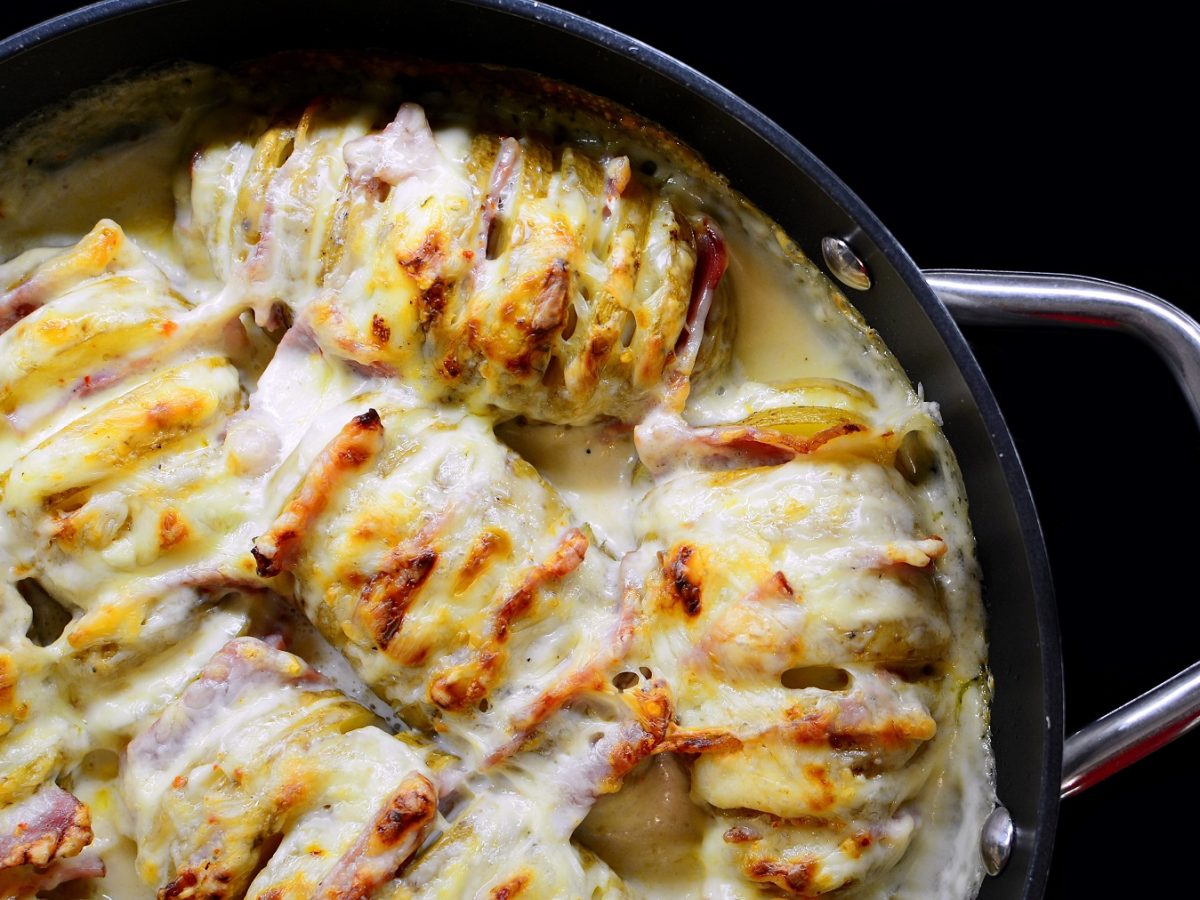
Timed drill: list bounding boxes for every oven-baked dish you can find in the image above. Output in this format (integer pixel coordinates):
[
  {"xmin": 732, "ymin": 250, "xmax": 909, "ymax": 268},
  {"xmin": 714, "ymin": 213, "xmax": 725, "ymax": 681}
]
[{"xmin": 0, "ymin": 60, "xmax": 993, "ymax": 899}]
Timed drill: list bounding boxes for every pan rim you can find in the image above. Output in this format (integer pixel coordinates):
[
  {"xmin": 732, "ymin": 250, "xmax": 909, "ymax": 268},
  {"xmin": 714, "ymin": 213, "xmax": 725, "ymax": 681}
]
[{"xmin": 0, "ymin": 2, "xmax": 1063, "ymax": 896}]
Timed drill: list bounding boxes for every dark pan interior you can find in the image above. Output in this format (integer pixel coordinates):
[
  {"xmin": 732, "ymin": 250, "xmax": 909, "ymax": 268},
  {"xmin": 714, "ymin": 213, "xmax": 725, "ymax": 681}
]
[{"xmin": 0, "ymin": 2, "xmax": 1062, "ymax": 896}]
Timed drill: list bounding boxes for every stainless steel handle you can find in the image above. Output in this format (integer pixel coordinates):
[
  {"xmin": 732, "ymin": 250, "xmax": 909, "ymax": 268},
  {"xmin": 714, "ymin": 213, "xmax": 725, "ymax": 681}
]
[{"xmin": 925, "ymin": 269, "xmax": 1200, "ymax": 799}]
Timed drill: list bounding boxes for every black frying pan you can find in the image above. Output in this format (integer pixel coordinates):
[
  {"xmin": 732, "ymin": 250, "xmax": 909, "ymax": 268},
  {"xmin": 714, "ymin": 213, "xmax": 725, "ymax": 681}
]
[{"xmin": 2, "ymin": 3, "xmax": 1196, "ymax": 897}]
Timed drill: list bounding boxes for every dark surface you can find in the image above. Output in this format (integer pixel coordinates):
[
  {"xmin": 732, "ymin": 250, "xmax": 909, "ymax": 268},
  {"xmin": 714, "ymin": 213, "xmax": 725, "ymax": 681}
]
[{"xmin": 2, "ymin": 4, "xmax": 1196, "ymax": 897}]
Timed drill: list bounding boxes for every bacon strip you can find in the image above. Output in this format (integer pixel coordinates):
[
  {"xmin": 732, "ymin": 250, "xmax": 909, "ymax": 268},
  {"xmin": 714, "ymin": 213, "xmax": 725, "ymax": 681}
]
[
  {"xmin": 658, "ymin": 727, "xmax": 745, "ymax": 756},
  {"xmin": 485, "ymin": 562, "xmax": 651, "ymax": 768},
  {"xmin": 598, "ymin": 683, "xmax": 674, "ymax": 791},
  {"xmin": 494, "ymin": 528, "xmax": 588, "ymax": 642},
  {"xmin": 252, "ymin": 408, "xmax": 385, "ymax": 577},
  {"xmin": 634, "ymin": 405, "xmax": 864, "ymax": 477},
  {"xmin": 126, "ymin": 637, "xmax": 331, "ymax": 773},
  {"xmin": 344, "ymin": 104, "xmax": 449, "ymax": 188},
  {"xmin": 0, "ymin": 783, "xmax": 93, "ymax": 870},
  {"xmin": 481, "ymin": 137, "xmax": 523, "ymax": 261},
  {"xmin": 313, "ymin": 772, "xmax": 437, "ymax": 900},
  {"xmin": 354, "ymin": 511, "xmax": 455, "ymax": 658},
  {"xmin": 672, "ymin": 217, "xmax": 727, "ymax": 373},
  {"xmin": 602, "ymin": 156, "xmax": 632, "ymax": 220},
  {"xmin": 659, "ymin": 698, "xmax": 936, "ymax": 757},
  {"xmin": 486, "ymin": 660, "xmax": 611, "ymax": 768},
  {"xmin": 527, "ymin": 259, "xmax": 570, "ymax": 335}
]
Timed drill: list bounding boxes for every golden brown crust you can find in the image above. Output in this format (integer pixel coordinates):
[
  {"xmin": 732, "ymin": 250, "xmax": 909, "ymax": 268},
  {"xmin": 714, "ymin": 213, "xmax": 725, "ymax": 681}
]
[
  {"xmin": 357, "ymin": 548, "xmax": 439, "ymax": 652},
  {"xmin": 663, "ymin": 543, "xmax": 705, "ymax": 617},
  {"xmin": 314, "ymin": 772, "xmax": 437, "ymax": 900},
  {"xmin": 253, "ymin": 409, "xmax": 385, "ymax": 578},
  {"xmin": 0, "ymin": 220, "xmax": 123, "ymax": 335},
  {"xmin": 0, "ymin": 785, "xmax": 93, "ymax": 871},
  {"xmin": 428, "ymin": 528, "xmax": 589, "ymax": 712},
  {"xmin": 488, "ymin": 870, "xmax": 532, "ymax": 900},
  {"xmin": 0, "ymin": 655, "xmax": 17, "ymax": 732},
  {"xmin": 744, "ymin": 856, "xmax": 817, "ymax": 896}
]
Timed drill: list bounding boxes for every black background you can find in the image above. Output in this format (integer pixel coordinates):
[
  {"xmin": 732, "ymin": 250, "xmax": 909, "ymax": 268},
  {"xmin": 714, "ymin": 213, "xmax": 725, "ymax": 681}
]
[{"xmin": 2, "ymin": 3, "xmax": 1197, "ymax": 897}]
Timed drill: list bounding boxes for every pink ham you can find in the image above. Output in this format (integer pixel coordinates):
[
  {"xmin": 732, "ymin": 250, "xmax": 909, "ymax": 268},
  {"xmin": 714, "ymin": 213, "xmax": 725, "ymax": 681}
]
[
  {"xmin": 125, "ymin": 636, "xmax": 331, "ymax": 773},
  {"xmin": 672, "ymin": 218, "xmax": 728, "ymax": 373},
  {"xmin": 0, "ymin": 782, "xmax": 93, "ymax": 870}
]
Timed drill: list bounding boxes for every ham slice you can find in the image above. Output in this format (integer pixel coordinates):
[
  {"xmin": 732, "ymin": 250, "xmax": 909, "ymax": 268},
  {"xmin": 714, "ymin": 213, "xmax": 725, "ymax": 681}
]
[{"xmin": 0, "ymin": 782, "xmax": 93, "ymax": 870}]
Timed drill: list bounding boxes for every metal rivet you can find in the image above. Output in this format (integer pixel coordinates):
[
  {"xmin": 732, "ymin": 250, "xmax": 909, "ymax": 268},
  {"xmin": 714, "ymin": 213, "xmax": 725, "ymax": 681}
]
[
  {"xmin": 980, "ymin": 805, "xmax": 1014, "ymax": 876},
  {"xmin": 821, "ymin": 236, "xmax": 872, "ymax": 291}
]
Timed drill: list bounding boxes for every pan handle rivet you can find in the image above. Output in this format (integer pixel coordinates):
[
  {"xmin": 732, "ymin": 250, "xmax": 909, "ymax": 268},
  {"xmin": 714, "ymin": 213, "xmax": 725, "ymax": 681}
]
[
  {"xmin": 980, "ymin": 805, "xmax": 1014, "ymax": 876},
  {"xmin": 821, "ymin": 236, "xmax": 872, "ymax": 291}
]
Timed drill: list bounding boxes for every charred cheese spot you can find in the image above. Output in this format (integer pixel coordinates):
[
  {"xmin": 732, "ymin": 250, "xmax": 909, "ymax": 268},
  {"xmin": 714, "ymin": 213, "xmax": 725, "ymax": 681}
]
[
  {"xmin": 488, "ymin": 870, "xmax": 531, "ymax": 899},
  {"xmin": 664, "ymin": 543, "xmax": 704, "ymax": 617},
  {"xmin": 801, "ymin": 763, "xmax": 837, "ymax": 812},
  {"xmin": 723, "ymin": 825, "xmax": 761, "ymax": 844},
  {"xmin": 840, "ymin": 830, "xmax": 873, "ymax": 860},
  {"xmin": 745, "ymin": 856, "xmax": 817, "ymax": 895},
  {"xmin": 369, "ymin": 775, "xmax": 436, "ymax": 853},
  {"xmin": 396, "ymin": 233, "xmax": 448, "ymax": 285},
  {"xmin": 160, "ymin": 869, "xmax": 200, "ymax": 899},
  {"xmin": 358, "ymin": 548, "xmax": 438, "ymax": 651},
  {"xmin": 417, "ymin": 281, "xmax": 448, "ymax": 331},
  {"xmin": 371, "ymin": 314, "xmax": 391, "ymax": 346}
]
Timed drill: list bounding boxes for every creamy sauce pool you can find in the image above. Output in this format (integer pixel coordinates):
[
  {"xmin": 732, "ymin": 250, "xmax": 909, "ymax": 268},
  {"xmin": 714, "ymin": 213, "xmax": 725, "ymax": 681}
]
[{"xmin": 0, "ymin": 66, "xmax": 993, "ymax": 900}]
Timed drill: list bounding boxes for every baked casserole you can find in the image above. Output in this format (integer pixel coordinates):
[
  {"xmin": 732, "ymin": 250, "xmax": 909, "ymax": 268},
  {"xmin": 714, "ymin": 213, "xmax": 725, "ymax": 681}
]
[{"xmin": 0, "ymin": 59, "xmax": 993, "ymax": 899}]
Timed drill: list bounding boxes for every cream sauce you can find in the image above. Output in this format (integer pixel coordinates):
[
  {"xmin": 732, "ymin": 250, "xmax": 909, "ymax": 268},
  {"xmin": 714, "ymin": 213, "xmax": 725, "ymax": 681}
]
[
  {"xmin": 495, "ymin": 422, "xmax": 642, "ymax": 557},
  {"xmin": 55, "ymin": 752, "xmax": 143, "ymax": 900},
  {"xmin": 575, "ymin": 755, "xmax": 708, "ymax": 898}
]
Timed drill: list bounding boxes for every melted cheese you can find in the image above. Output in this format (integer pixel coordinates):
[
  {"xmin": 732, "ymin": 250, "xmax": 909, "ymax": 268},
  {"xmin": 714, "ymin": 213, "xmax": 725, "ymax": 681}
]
[
  {"xmin": 182, "ymin": 98, "xmax": 714, "ymax": 425},
  {"xmin": 0, "ymin": 60, "xmax": 993, "ymax": 900},
  {"xmin": 261, "ymin": 397, "xmax": 623, "ymax": 763}
]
